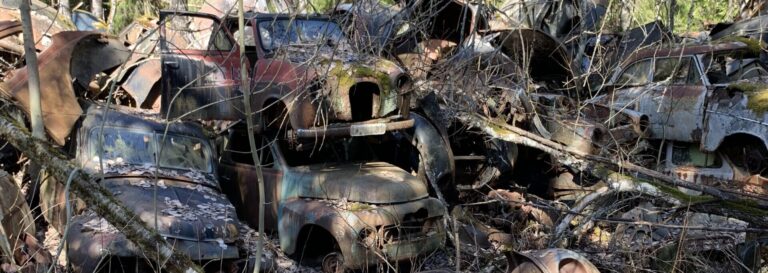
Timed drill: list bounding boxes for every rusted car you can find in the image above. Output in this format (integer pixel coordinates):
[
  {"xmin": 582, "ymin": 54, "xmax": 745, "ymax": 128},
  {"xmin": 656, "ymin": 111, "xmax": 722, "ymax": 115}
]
[
  {"xmin": 659, "ymin": 141, "xmax": 768, "ymax": 195},
  {"xmin": 218, "ymin": 124, "xmax": 446, "ymax": 273},
  {"xmin": 159, "ymin": 11, "xmax": 413, "ymax": 138},
  {"xmin": 592, "ymin": 41, "xmax": 768, "ymax": 173},
  {"xmin": 40, "ymin": 104, "xmax": 244, "ymax": 273}
]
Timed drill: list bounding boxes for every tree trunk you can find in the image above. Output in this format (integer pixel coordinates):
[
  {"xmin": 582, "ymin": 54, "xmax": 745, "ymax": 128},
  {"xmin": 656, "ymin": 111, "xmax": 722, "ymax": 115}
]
[
  {"xmin": 0, "ymin": 103, "xmax": 203, "ymax": 273},
  {"xmin": 107, "ymin": 0, "xmax": 117, "ymax": 32},
  {"xmin": 91, "ymin": 0, "xmax": 103, "ymax": 20},
  {"xmin": 170, "ymin": 0, "xmax": 187, "ymax": 10},
  {"xmin": 668, "ymin": 0, "xmax": 676, "ymax": 33},
  {"xmin": 59, "ymin": 0, "xmax": 71, "ymax": 22},
  {"xmin": 18, "ymin": 0, "xmax": 43, "ymax": 140}
]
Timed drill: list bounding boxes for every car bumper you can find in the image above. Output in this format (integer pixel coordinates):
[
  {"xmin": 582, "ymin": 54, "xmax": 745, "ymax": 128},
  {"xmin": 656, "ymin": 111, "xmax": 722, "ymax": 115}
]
[
  {"xmin": 346, "ymin": 227, "xmax": 445, "ymax": 269},
  {"xmin": 343, "ymin": 198, "xmax": 446, "ymax": 269},
  {"xmin": 294, "ymin": 116, "xmax": 414, "ymax": 138},
  {"xmin": 66, "ymin": 215, "xmax": 240, "ymax": 273}
]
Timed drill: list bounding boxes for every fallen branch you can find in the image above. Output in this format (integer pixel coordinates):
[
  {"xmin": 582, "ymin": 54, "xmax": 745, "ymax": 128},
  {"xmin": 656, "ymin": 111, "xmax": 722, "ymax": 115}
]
[{"xmin": 0, "ymin": 104, "xmax": 203, "ymax": 273}]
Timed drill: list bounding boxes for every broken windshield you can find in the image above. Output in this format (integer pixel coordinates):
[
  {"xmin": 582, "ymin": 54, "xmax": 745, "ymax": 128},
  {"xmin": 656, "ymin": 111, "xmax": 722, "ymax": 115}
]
[
  {"xmin": 257, "ymin": 18, "xmax": 346, "ymax": 51},
  {"xmin": 86, "ymin": 127, "xmax": 213, "ymax": 173}
]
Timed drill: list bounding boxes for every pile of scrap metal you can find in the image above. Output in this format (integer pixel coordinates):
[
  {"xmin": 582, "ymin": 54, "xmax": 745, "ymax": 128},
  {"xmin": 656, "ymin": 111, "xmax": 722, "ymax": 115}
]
[
  {"xmin": 330, "ymin": 0, "xmax": 654, "ymax": 195},
  {"xmin": 0, "ymin": 1, "xmax": 75, "ymax": 79},
  {"xmin": 1, "ymin": 7, "xmax": 450, "ymax": 273},
  {"xmin": 3, "ymin": 0, "xmax": 768, "ymax": 272},
  {"xmin": 0, "ymin": 171, "xmax": 50, "ymax": 273},
  {"xmin": 0, "ymin": 25, "xmax": 281, "ymax": 273},
  {"xmin": 331, "ymin": 0, "xmax": 768, "ymax": 272}
]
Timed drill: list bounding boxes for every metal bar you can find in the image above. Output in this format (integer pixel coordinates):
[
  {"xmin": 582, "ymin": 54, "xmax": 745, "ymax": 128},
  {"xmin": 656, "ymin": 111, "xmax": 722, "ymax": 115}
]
[{"xmin": 295, "ymin": 119, "xmax": 415, "ymax": 138}]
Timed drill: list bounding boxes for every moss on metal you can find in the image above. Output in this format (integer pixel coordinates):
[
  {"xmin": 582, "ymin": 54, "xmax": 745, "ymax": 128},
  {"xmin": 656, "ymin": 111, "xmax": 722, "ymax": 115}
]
[
  {"xmin": 326, "ymin": 61, "xmax": 398, "ymax": 116},
  {"xmin": 727, "ymin": 82, "xmax": 768, "ymax": 115},
  {"xmin": 717, "ymin": 36, "xmax": 764, "ymax": 55}
]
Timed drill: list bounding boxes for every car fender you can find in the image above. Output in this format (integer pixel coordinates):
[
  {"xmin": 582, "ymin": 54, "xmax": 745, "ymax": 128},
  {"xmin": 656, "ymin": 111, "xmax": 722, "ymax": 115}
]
[{"xmin": 278, "ymin": 199, "xmax": 359, "ymax": 256}]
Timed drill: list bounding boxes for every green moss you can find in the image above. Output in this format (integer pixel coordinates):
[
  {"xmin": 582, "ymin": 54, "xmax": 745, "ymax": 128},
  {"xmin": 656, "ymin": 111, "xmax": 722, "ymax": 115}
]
[
  {"xmin": 649, "ymin": 181, "xmax": 716, "ymax": 203},
  {"xmin": 327, "ymin": 63, "xmax": 399, "ymax": 116},
  {"xmin": 488, "ymin": 122, "xmax": 508, "ymax": 136},
  {"xmin": 109, "ymin": 0, "xmax": 161, "ymax": 34},
  {"xmin": 717, "ymin": 36, "xmax": 764, "ymax": 56},
  {"xmin": 721, "ymin": 200, "xmax": 768, "ymax": 216},
  {"xmin": 727, "ymin": 82, "xmax": 768, "ymax": 115}
]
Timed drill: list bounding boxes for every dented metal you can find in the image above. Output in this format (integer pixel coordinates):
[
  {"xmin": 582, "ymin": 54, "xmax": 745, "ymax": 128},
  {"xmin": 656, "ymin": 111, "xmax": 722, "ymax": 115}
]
[
  {"xmin": 0, "ymin": 31, "xmax": 129, "ymax": 145},
  {"xmin": 219, "ymin": 126, "xmax": 446, "ymax": 271},
  {"xmin": 40, "ymin": 105, "xmax": 242, "ymax": 272},
  {"xmin": 595, "ymin": 41, "xmax": 768, "ymax": 159},
  {"xmin": 158, "ymin": 11, "xmax": 413, "ymax": 138}
]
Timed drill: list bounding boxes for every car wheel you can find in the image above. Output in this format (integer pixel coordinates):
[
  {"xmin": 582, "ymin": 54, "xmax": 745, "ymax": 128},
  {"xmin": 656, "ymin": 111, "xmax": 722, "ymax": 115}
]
[{"xmin": 321, "ymin": 252, "xmax": 345, "ymax": 273}]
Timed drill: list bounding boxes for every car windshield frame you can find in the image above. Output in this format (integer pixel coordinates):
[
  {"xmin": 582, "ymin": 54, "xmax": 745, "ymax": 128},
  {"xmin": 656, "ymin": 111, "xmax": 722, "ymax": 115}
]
[
  {"xmin": 256, "ymin": 17, "xmax": 347, "ymax": 52},
  {"xmin": 85, "ymin": 126, "xmax": 214, "ymax": 174}
]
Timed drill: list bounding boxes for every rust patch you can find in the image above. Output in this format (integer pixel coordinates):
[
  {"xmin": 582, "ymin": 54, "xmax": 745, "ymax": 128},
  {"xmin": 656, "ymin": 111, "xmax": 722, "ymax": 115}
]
[
  {"xmin": 121, "ymin": 58, "xmax": 162, "ymax": 108},
  {"xmin": 0, "ymin": 32, "xmax": 129, "ymax": 145},
  {"xmin": 0, "ymin": 20, "xmax": 21, "ymax": 40},
  {"xmin": 691, "ymin": 127, "xmax": 702, "ymax": 141}
]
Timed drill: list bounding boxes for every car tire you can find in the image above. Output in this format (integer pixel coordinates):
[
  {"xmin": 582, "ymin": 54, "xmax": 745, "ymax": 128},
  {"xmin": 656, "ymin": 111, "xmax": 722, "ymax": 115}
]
[{"xmin": 321, "ymin": 251, "xmax": 345, "ymax": 273}]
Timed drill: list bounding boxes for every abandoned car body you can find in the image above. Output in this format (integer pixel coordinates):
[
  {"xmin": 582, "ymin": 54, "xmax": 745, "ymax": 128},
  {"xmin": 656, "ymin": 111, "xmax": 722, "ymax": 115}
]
[
  {"xmin": 593, "ymin": 41, "xmax": 768, "ymax": 172},
  {"xmin": 159, "ymin": 11, "xmax": 413, "ymax": 138},
  {"xmin": 41, "ymin": 105, "xmax": 242, "ymax": 273},
  {"xmin": 660, "ymin": 141, "xmax": 768, "ymax": 195},
  {"xmin": 219, "ymin": 126, "xmax": 446, "ymax": 272}
]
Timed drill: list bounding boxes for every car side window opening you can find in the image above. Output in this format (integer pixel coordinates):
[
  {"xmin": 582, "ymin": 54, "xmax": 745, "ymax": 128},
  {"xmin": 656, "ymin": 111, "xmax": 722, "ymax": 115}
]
[
  {"xmin": 616, "ymin": 59, "xmax": 651, "ymax": 86},
  {"xmin": 652, "ymin": 57, "xmax": 701, "ymax": 85},
  {"xmin": 704, "ymin": 54, "xmax": 731, "ymax": 84},
  {"xmin": 232, "ymin": 22, "xmax": 259, "ymax": 64},
  {"xmin": 671, "ymin": 143, "xmax": 722, "ymax": 168},
  {"xmin": 234, "ymin": 26, "xmax": 257, "ymax": 47},
  {"xmin": 209, "ymin": 25, "xmax": 235, "ymax": 51},
  {"xmin": 703, "ymin": 52, "xmax": 768, "ymax": 84},
  {"xmin": 164, "ymin": 15, "xmax": 224, "ymax": 51}
]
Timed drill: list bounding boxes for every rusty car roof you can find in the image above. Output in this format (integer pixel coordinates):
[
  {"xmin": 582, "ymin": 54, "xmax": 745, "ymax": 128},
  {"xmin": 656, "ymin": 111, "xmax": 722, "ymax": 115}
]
[
  {"xmin": 242, "ymin": 11, "xmax": 330, "ymax": 20},
  {"xmin": 81, "ymin": 104, "xmax": 208, "ymax": 139},
  {"xmin": 621, "ymin": 41, "xmax": 751, "ymax": 66}
]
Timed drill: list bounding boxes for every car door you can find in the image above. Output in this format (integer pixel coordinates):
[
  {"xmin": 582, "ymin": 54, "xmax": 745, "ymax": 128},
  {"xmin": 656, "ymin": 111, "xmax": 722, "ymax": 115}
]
[
  {"xmin": 603, "ymin": 58, "xmax": 653, "ymax": 113},
  {"xmin": 641, "ymin": 56, "xmax": 707, "ymax": 142},
  {"xmin": 218, "ymin": 128, "xmax": 282, "ymax": 230},
  {"xmin": 662, "ymin": 142, "xmax": 734, "ymax": 195},
  {"xmin": 159, "ymin": 11, "xmax": 246, "ymax": 120}
]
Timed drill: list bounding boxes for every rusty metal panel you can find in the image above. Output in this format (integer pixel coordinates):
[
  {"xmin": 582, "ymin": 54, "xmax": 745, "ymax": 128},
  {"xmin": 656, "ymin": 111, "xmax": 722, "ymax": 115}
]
[
  {"xmin": 508, "ymin": 249, "xmax": 600, "ymax": 273},
  {"xmin": 0, "ymin": 21, "xmax": 21, "ymax": 40},
  {"xmin": 121, "ymin": 58, "xmax": 162, "ymax": 108},
  {"xmin": 622, "ymin": 42, "xmax": 752, "ymax": 68},
  {"xmin": 0, "ymin": 1, "xmax": 75, "ymax": 51},
  {"xmin": 0, "ymin": 32, "xmax": 129, "ymax": 145}
]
